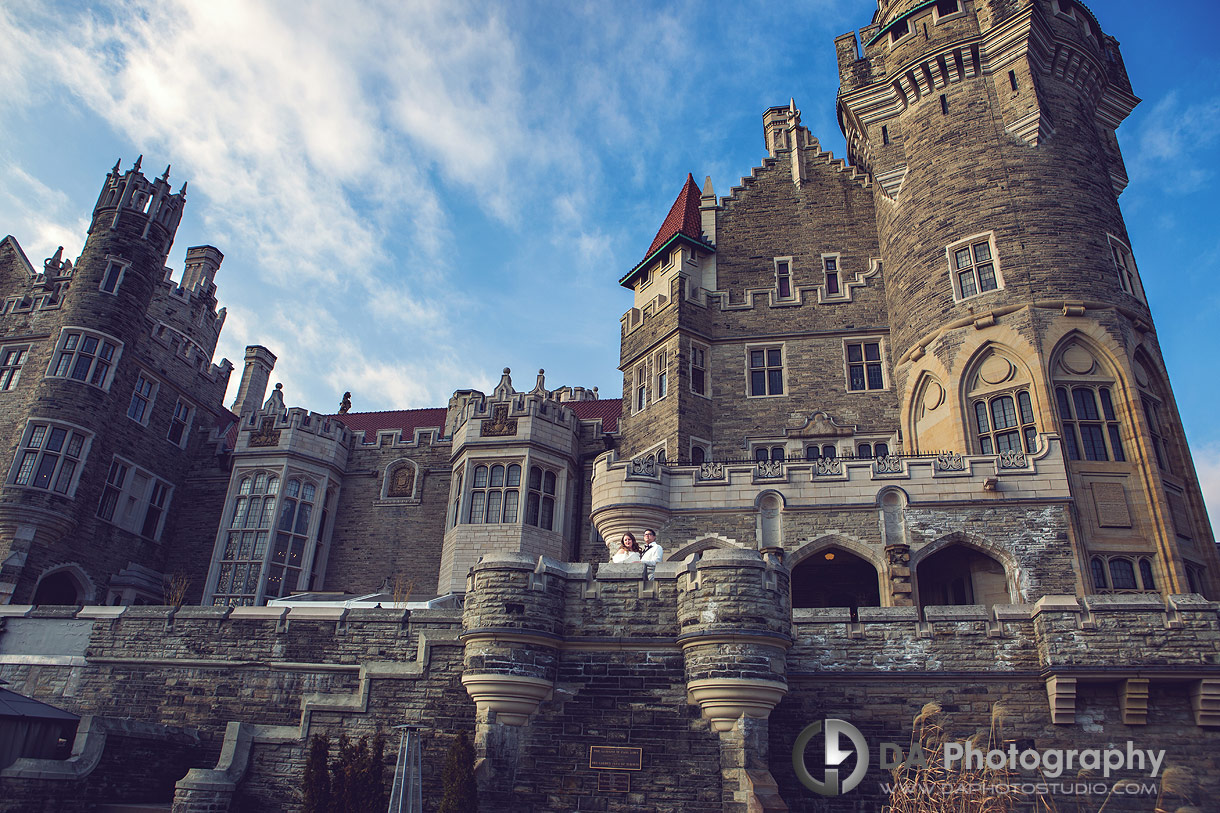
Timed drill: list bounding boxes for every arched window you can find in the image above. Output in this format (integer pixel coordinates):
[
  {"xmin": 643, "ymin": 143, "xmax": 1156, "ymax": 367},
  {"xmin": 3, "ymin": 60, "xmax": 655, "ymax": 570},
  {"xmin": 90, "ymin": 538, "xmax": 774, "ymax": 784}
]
[
  {"xmin": 526, "ymin": 466, "xmax": 557, "ymax": 530},
  {"xmin": 213, "ymin": 472, "xmax": 279, "ymax": 606},
  {"xmin": 468, "ymin": 463, "xmax": 521, "ymax": 524},
  {"xmin": 1052, "ymin": 342, "xmax": 1126, "ymax": 463},
  {"xmin": 265, "ymin": 479, "xmax": 317, "ymax": 599},
  {"xmin": 966, "ymin": 350, "xmax": 1038, "ymax": 455},
  {"xmin": 691, "ymin": 446, "xmax": 706, "ymax": 464},
  {"xmin": 1089, "ymin": 555, "xmax": 1156, "ymax": 593}
]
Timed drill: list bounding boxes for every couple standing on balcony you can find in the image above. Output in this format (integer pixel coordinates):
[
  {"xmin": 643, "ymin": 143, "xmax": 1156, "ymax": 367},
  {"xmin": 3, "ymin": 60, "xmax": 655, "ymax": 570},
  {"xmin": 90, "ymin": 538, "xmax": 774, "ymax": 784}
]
[{"xmin": 611, "ymin": 529, "xmax": 663, "ymax": 564}]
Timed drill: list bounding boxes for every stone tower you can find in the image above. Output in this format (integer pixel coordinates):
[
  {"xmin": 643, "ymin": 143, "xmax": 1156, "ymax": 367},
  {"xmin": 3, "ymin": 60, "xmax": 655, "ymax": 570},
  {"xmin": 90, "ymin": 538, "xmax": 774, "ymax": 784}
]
[
  {"xmin": 836, "ymin": 0, "xmax": 1216, "ymax": 595},
  {"xmin": 0, "ymin": 159, "xmax": 234, "ymax": 605}
]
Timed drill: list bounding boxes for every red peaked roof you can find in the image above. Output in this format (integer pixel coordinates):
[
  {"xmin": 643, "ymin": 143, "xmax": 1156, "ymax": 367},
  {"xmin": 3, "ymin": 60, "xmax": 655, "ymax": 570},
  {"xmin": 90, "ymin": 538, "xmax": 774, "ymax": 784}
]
[
  {"xmin": 567, "ymin": 398, "xmax": 621, "ymax": 434},
  {"xmin": 333, "ymin": 408, "xmax": 448, "ymax": 443},
  {"xmin": 620, "ymin": 174, "xmax": 714, "ymax": 287},
  {"xmin": 645, "ymin": 173, "xmax": 703, "ymax": 258},
  {"xmin": 332, "ymin": 399, "xmax": 622, "ymax": 443}
]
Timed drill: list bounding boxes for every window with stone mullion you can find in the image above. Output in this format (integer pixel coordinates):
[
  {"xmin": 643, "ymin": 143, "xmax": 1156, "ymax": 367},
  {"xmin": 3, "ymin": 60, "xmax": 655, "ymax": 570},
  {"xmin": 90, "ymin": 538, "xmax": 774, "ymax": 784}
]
[
  {"xmin": 266, "ymin": 479, "xmax": 315, "ymax": 600},
  {"xmin": 525, "ymin": 466, "xmax": 557, "ymax": 530},
  {"xmin": 1056, "ymin": 385, "xmax": 1124, "ymax": 462},
  {"xmin": 467, "ymin": 463, "xmax": 521, "ymax": 524},
  {"xmin": 212, "ymin": 473, "xmax": 279, "ymax": 606}
]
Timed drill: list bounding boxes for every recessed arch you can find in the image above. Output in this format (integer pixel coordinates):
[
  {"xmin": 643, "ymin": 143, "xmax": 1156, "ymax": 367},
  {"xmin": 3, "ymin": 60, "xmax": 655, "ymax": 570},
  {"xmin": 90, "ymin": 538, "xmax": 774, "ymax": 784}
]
[
  {"xmin": 31, "ymin": 564, "xmax": 94, "ymax": 605},
  {"xmin": 382, "ymin": 457, "xmax": 422, "ymax": 500},
  {"xmin": 912, "ymin": 533, "xmax": 1015, "ymax": 607},
  {"xmin": 791, "ymin": 546, "xmax": 881, "ymax": 612},
  {"xmin": 958, "ymin": 341, "xmax": 1043, "ymax": 457}
]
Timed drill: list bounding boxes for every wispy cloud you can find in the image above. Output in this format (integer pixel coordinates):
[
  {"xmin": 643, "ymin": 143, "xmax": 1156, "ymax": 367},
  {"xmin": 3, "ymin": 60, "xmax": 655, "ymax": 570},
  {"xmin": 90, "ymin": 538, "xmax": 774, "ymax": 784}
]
[{"xmin": 1129, "ymin": 91, "xmax": 1220, "ymax": 193}]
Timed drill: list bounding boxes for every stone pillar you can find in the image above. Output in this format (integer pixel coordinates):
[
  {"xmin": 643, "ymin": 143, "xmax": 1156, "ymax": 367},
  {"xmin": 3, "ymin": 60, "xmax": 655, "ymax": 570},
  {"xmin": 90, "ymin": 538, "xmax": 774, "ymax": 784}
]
[
  {"xmin": 885, "ymin": 543, "xmax": 912, "ymax": 606},
  {"xmin": 460, "ymin": 554, "xmax": 565, "ymax": 796},
  {"xmin": 677, "ymin": 548, "xmax": 792, "ymax": 812}
]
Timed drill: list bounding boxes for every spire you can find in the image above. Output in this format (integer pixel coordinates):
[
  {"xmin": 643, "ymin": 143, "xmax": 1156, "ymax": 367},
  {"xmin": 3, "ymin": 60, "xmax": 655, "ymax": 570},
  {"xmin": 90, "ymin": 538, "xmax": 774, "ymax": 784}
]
[
  {"xmin": 643, "ymin": 173, "xmax": 704, "ymax": 259},
  {"xmin": 111, "ymin": 158, "xmax": 122, "ymax": 175},
  {"xmin": 133, "ymin": 154, "xmax": 143, "ymax": 172},
  {"xmin": 160, "ymin": 165, "xmax": 171, "ymax": 182}
]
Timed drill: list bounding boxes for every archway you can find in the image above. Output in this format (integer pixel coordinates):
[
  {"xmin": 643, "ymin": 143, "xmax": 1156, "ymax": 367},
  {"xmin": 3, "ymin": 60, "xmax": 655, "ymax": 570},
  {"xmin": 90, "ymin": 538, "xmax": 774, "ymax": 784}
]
[
  {"xmin": 791, "ymin": 547, "xmax": 880, "ymax": 612},
  {"xmin": 32, "ymin": 571, "xmax": 82, "ymax": 605},
  {"xmin": 916, "ymin": 544, "xmax": 1009, "ymax": 608}
]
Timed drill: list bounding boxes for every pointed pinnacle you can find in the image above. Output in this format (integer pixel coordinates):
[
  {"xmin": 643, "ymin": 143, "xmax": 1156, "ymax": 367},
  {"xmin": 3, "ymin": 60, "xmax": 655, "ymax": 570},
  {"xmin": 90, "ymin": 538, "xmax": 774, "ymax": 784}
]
[
  {"xmin": 111, "ymin": 158, "xmax": 122, "ymax": 174},
  {"xmin": 133, "ymin": 154, "xmax": 143, "ymax": 172},
  {"xmin": 179, "ymin": 181, "xmax": 188, "ymax": 197},
  {"xmin": 161, "ymin": 164, "xmax": 171, "ymax": 181}
]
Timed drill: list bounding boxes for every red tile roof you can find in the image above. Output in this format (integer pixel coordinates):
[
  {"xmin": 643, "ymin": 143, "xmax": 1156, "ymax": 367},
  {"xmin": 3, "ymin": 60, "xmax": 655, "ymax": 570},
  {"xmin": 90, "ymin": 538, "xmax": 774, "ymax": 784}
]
[
  {"xmin": 567, "ymin": 398, "xmax": 621, "ymax": 434},
  {"xmin": 332, "ymin": 399, "xmax": 621, "ymax": 443},
  {"xmin": 644, "ymin": 173, "xmax": 704, "ymax": 259},
  {"xmin": 332, "ymin": 408, "xmax": 448, "ymax": 443}
]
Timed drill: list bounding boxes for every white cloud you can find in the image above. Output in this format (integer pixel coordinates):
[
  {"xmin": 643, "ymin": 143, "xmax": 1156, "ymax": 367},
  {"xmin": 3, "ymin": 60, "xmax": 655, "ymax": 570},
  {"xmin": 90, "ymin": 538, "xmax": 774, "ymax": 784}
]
[{"xmin": 1129, "ymin": 91, "xmax": 1220, "ymax": 193}]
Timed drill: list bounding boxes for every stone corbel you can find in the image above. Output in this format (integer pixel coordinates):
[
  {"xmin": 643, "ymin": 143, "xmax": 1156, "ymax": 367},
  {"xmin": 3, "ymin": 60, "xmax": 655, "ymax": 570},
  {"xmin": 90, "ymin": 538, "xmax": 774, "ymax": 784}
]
[
  {"xmin": 1119, "ymin": 678, "xmax": 1149, "ymax": 725},
  {"xmin": 1190, "ymin": 679, "xmax": 1220, "ymax": 728},
  {"xmin": 461, "ymin": 674, "xmax": 554, "ymax": 726},
  {"xmin": 686, "ymin": 678, "xmax": 787, "ymax": 733},
  {"xmin": 1045, "ymin": 675, "xmax": 1077, "ymax": 725}
]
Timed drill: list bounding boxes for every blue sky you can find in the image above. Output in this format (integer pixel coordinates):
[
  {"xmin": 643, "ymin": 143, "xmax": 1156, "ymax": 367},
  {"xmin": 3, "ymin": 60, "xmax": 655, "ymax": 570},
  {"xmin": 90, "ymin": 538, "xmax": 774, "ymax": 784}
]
[{"xmin": 2, "ymin": 0, "xmax": 1219, "ymax": 524}]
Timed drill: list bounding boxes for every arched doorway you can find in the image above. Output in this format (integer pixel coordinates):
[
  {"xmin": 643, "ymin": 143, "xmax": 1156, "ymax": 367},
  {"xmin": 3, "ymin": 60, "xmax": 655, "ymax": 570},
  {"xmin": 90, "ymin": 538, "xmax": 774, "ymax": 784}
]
[
  {"xmin": 916, "ymin": 544, "xmax": 1009, "ymax": 608},
  {"xmin": 791, "ymin": 548, "xmax": 880, "ymax": 612},
  {"xmin": 32, "ymin": 571, "xmax": 82, "ymax": 605}
]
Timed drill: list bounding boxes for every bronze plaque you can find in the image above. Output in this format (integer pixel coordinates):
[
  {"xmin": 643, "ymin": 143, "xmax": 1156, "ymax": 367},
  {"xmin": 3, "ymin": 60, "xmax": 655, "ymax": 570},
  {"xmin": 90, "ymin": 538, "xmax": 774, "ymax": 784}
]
[
  {"xmin": 597, "ymin": 772, "xmax": 631, "ymax": 793},
  {"xmin": 1091, "ymin": 482, "xmax": 1132, "ymax": 528},
  {"xmin": 589, "ymin": 745, "xmax": 642, "ymax": 771}
]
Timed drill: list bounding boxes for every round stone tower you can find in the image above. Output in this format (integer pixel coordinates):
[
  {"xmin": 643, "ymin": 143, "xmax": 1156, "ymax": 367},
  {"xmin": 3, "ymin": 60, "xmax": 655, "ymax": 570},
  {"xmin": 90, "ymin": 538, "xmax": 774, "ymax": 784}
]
[
  {"xmin": 677, "ymin": 548, "xmax": 791, "ymax": 732},
  {"xmin": 837, "ymin": 0, "xmax": 1218, "ymax": 595},
  {"xmin": 0, "ymin": 158, "xmax": 188, "ymax": 602}
]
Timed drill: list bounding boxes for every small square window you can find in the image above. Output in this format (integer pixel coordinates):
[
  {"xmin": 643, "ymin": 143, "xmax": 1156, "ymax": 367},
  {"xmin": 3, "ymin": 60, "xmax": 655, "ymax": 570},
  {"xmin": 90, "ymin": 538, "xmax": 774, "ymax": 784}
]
[
  {"xmin": 748, "ymin": 346, "xmax": 784, "ymax": 397},
  {"xmin": 168, "ymin": 398, "xmax": 193, "ymax": 447},
  {"xmin": 128, "ymin": 372, "xmax": 158, "ymax": 425},
  {"xmin": 948, "ymin": 235, "xmax": 1002, "ymax": 301},
  {"xmin": 690, "ymin": 343, "xmax": 709, "ymax": 396},
  {"xmin": 846, "ymin": 340, "xmax": 886, "ymax": 391},
  {"xmin": 100, "ymin": 261, "xmax": 126, "ymax": 295},
  {"xmin": 1, "ymin": 345, "xmax": 29, "ymax": 391}
]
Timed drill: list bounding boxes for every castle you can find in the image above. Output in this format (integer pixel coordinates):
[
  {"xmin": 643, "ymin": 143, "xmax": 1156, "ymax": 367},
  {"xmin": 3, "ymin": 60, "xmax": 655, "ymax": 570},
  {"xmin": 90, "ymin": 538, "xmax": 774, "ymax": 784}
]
[{"xmin": 1, "ymin": 1, "xmax": 1219, "ymax": 811}]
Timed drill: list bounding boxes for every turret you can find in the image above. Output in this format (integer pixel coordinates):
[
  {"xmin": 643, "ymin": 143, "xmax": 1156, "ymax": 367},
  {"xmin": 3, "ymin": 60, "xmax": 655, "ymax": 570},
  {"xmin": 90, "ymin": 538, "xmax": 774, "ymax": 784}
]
[
  {"xmin": 837, "ymin": 0, "xmax": 1217, "ymax": 596},
  {"xmin": 231, "ymin": 345, "xmax": 277, "ymax": 418}
]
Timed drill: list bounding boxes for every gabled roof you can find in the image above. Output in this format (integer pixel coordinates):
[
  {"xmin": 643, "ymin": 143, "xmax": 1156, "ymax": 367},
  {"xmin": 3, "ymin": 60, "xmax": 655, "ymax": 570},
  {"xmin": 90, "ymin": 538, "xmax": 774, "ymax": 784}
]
[
  {"xmin": 567, "ymin": 398, "xmax": 621, "ymax": 434},
  {"xmin": 0, "ymin": 235, "xmax": 36, "ymax": 277},
  {"xmin": 620, "ymin": 174, "xmax": 715, "ymax": 288},
  {"xmin": 333, "ymin": 408, "xmax": 448, "ymax": 444}
]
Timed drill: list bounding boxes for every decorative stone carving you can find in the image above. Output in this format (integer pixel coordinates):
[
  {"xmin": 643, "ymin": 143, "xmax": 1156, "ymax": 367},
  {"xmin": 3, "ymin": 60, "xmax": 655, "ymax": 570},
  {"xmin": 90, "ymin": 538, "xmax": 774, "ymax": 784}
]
[
  {"xmin": 386, "ymin": 465, "xmax": 416, "ymax": 498},
  {"xmin": 786, "ymin": 410, "xmax": 855, "ymax": 439},
  {"xmin": 481, "ymin": 403, "xmax": 517, "ymax": 437},
  {"xmin": 698, "ymin": 462, "xmax": 725, "ymax": 481},
  {"xmin": 755, "ymin": 461, "xmax": 784, "ymax": 479},
  {"xmin": 997, "ymin": 450, "xmax": 1027, "ymax": 469},
  {"xmin": 631, "ymin": 456, "xmax": 656, "ymax": 476},
  {"xmin": 248, "ymin": 417, "xmax": 281, "ymax": 448},
  {"xmin": 874, "ymin": 455, "xmax": 903, "ymax": 474},
  {"xmin": 338, "ymin": 391, "xmax": 351, "ymax": 414},
  {"xmin": 814, "ymin": 457, "xmax": 842, "ymax": 476},
  {"xmin": 934, "ymin": 452, "xmax": 965, "ymax": 472}
]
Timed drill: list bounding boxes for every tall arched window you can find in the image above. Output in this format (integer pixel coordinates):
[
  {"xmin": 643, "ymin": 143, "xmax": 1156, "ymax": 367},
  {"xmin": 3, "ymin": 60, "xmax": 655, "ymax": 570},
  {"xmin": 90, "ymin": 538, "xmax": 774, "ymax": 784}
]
[
  {"xmin": 1052, "ymin": 341, "xmax": 1125, "ymax": 463},
  {"xmin": 526, "ymin": 466, "xmax": 557, "ymax": 530},
  {"xmin": 266, "ymin": 478, "xmax": 316, "ymax": 599},
  {"xmin": 965, "ymin": 349, "xmax": 1039, "ymax": 455},
  {"xmin": 213, "ymin": 472, "xmax": 279, "ymax": 606}
]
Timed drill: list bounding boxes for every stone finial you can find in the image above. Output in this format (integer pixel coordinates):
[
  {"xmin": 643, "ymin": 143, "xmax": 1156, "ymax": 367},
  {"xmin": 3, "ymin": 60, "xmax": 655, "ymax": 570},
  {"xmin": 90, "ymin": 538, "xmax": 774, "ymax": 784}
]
[
  {"xmin": 133, "ymin": 154, "xmax": 143, "ymax": 172},
  {"xmin": 263, "ymin": 382, "xmax": 285, "ymax": 414},
  {"xmin": 160, "ymin": 164, "xmax": 171, "ymax": 182},
  {"xmin": 702, "ymin": 175, "xmax": 715, "ymax": 198},
  {"xmin": 532, "ymin": 369, "xmax": 547, "ymax": 396},
  {"xmin": 44, "ymin": 247, "xmax": 65, "ymax": 275},
  {"xmin": 338, "ymin": 391, "xmax": 352, "ymax": 414},
  {"xmin": 493, "ymin": 367, "xmax": 514, "ymax": 400}
]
